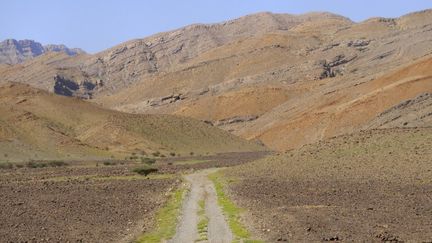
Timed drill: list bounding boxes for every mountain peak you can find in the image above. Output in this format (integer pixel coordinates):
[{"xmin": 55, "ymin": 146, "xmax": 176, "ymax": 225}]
[{"xmin": 0, "ymin": 39, "xmax": 85, "ymax": 64}]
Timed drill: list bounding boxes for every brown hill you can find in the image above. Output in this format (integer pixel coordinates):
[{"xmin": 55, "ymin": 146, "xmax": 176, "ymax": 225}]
[
  {"xmin": 1, "ymin": 10, "xmax": 432, "ymax": 150},
  {"xmin": 0, "ymin": 83, "xmax": 263, "ymax": 162}
]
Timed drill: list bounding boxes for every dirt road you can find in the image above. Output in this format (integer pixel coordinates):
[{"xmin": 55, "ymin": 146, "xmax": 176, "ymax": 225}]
[{"xmin": 169, "ymin": 168, "xmax": 232, "ymax": 243}]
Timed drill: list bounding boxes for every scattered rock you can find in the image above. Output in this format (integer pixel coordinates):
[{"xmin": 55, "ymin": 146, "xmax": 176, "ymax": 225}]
[
  {"xmin": 323, "ymin": 236, "xmax": 341, "ymax": 241},
  {"xmin": 148, "ymin": 93, "xmax": 187, "ymax": 106},
  {"xmin": 375, "ymin": 232, "xmax": 403, "ymax": 242},
  {"xmin": 348, "ymin": 39, "xmax": 370, "ymax": 47}
]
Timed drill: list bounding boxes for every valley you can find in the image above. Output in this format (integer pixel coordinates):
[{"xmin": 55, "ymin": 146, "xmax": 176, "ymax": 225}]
[{"xmin": 1, "ymin": 7, "xmax": 432, "ymax": 243}]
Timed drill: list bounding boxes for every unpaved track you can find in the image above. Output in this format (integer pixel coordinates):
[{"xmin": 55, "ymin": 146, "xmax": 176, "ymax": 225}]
[{"xmin": 169, "ymin": 168, "xmax": 232, "ymax": 243}]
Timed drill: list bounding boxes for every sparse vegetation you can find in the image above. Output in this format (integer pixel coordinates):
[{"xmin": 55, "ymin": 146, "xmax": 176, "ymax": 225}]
[
  {"xmin": 103, "ymin": 161, "xmax": 117, "ymax": 166},
  {"xmin": 48, "ymin": 161, "xmax": 68, "ymax": 167},
  {"xmin": 0, "ymin": 163, "xmax": 13, "ymax": 170},
  {"xmin": 26, "ymin": 161, "xmax": 47, "ymax": 168},
  {"xmin": 169, "ymin": 152, "xmax": 176, "ymax": 157},
  {"xmin": 26, "ymin": 160, "xmax": 68, "ymax": 168},
  {"xmin": 209, "ymin": 172, "xmax": 261, "ymax": 242},
  {"xmin": 132, "ymin": 165, "xmax": 158, "ymax": 176},
  {"xmin": 152, "ymin": 151, "xmax": 161, "ymax": 157},
  {"xmin": 136, "ymin": 186, "xmax": 185, "ymax": 243},
  {"xmin": 141, "ymin": 157, "xmax": 156, "ymax": 164},
  {"xmin": 197, "ymin": 199, "xmax": 209, "ymax": 241}
]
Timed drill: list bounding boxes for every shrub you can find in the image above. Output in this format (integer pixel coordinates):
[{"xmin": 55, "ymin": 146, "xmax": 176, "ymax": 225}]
[
  {"xmin": 103, "ymin": 161, "xmax": 117, "ymax": 166},
  {"xmin": 26, "ymin": 161, "xmax": 47, "ymax": 168},
  {"xmin": 160, "ymin": 154, "xmax": 166, "ymax": 158},
  {"xmin": 190, "ymin": 152, "xmax": 194, "ymax": 156},
  {"xmin": 0, "ymin": 163, "xmax": 13, "ymax": 170},
  {"xmin": 152, "ymin": 151, "xmax": 161, "ymax": 157},
  {"xmin": 141, "ymin": 157, "xmax": 156, "ymax": 164},
  {"xmin": 169, "ymin": 152, "xmax": 176, "ymax": 157},
  {"xmin": 48, "ymin": 161, "xmax": 68, "ymax": 167},
  {"xmin": 132, "ymin": 166, "xmax": 158, "ymax": 176}
]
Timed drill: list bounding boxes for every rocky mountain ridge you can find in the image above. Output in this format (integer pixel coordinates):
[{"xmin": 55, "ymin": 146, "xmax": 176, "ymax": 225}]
[
  {"xmin": 1, "ymin": 9, "xmax": 432, "ymax": 150},
  {"xmin": 0, "ymin": 39, "xmax": 85, "ymax": 64}
]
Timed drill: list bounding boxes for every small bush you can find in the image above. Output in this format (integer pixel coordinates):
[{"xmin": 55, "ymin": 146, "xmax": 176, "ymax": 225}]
[
  {"xmin": 103, "ymin": 161, "xmax": 117, "ymax": 166},
  {"xmin": 141, "ymin": 157, "xmax": 156, "ymax": 164},
  {"xmin": 169, "ymin": 152, "xmax": 176, "ymax": 157},
  {"xmin": 152, "ymin": 151, "xmax": 161, "ymax": 157},
  {"xmin": 48, "ymin": 161, "xmax": 68, "ymax": 167},
  {"xmin": 0, "ymin": 163, "xmax": 13, "ymax": 170},
  {"xmin": 132, "ymin": 166, "xmax": 158, "ymax": 176},
  {"xmin": 160, "ymin": 154, "xmax": 166, "ymax": 158},
  {"xmin": 27, "ymin": 161, "xmax": 47, "ymax": 168},
  {"xmin": 190, "ymin": 152, "xmax": 194, "ymax": 156}
]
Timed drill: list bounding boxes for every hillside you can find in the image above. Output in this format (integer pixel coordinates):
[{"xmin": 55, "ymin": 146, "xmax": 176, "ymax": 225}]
[
  {"xmin": 366, "ymin": 92, "xmax": 432, "ymax": 129},
  {"xmin": 0, "ymin": 83, "xmax": 263, "ymax": 162},
  {"xmin": 224, "ymin": 127, "xmax": 432, "ymax": 241},
  {"xmin": 1, "ymin": 10, "xmax": 432, "ymax": 150}
]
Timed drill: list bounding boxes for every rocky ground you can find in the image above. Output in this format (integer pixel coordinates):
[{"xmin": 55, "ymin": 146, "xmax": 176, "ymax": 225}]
[
  {"xmin": 0, "ymin": 151, "xmax": 266, "ymax": 242},
  {"xmin": 224, "ymin": 128, "xmax": 432, "ymax": 242},
  {"xmin": 0, "ymin": 166, "xmax": 178, "ymax": 242}
]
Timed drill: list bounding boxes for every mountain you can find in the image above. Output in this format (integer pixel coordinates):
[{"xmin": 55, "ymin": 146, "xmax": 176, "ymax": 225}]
[
  {"xmin": 0, "ymin": 82, "xmax": 263, "ymax": 162},
  {"xmin": 0, "ymin": 39, "xmax": 85, "ymax": 64},
  {"xmin": 1, "ymin": 10, "xmax": 432, "ymax": 151}
]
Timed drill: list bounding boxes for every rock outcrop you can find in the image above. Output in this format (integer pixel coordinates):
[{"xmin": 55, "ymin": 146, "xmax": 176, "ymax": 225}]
[
  {"xmin": 53, "ymin": 75, "xmax": 101, "ymax": 99},
  {"xmin": 0, "ymin": 39, "xmax": 85, "ymax": 64}
]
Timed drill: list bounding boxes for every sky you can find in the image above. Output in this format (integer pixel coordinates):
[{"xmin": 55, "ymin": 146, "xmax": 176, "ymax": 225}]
[{"xmin": 1, "ymin": 0, "xmax": 431, "ymax": 53}]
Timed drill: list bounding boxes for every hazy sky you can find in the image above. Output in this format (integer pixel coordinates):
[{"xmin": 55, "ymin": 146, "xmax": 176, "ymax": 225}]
[{"xmin": 1, "ymin": 0, "xmax": 431, "ymax": 53}]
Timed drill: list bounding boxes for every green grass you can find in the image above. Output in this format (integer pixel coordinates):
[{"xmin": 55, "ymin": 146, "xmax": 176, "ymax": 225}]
[
  {"xmin": 196, "ymin": 199, "xmax": 208, "ymax": 241},
  {"xmin": 136, "ymin": 186, "xmax": 186, "ymax": 243},
  {"xmin": 208, "ymin": 171, "xmax": 263, "ymax": 242},
  {"xmin": 176, "ymin": 159, "xmax": 211, "ymax": 165}
]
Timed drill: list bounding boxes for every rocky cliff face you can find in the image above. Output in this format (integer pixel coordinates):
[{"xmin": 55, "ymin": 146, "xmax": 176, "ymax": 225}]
[
  {"xmin": 0, "ymin": 39, "xmax": 85, "ymax": 64},
  {"xmin": 53, "ymin": 75, "xmax": 102, "ymax": 99}
]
